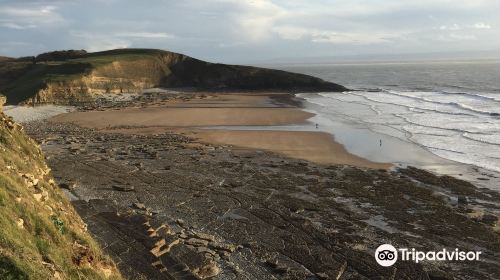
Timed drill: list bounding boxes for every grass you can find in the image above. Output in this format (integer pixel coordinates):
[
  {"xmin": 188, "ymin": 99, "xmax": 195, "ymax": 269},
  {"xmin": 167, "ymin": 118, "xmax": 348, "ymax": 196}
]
[
  {"xmin": 0, "ymin": 256, "xmax": 29, "ymax": 280},
  {"xmin": 0, "ymin": 112, "xmax": 122, "ymax": 279}
]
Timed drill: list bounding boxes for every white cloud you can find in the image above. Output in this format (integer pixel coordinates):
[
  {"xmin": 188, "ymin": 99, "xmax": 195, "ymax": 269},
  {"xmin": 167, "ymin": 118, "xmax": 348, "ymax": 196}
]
[
  {"xmin": 471, "ymin": 22, "xmax": 491, "ymax": 29},
  {"xmin": 438, "ymin": 33, "xmax": 477, "ymax": 42},
  {"xmin": 0, "ymin": 5, "xmax": 57, "ymax": 17},
  {"xmin": 115, "ymin": 32, "xmax": 174, "ymax": 39},
  {"xmin": 0, "ymin": 4, "xmax": 65, "ymax": 28},
  {"xmin": 439, "ymin": 22, "xmax": 492, "ymax": 31},
  {"xmin": 221, "ymin": 0, "xmax": 288, "ymax": 42},
  {"xmin": 272, "ymin": 25, "xmax": 395, "ymax": 44},
  {"xmin": 0, "ymin": 23, "xmax": 37, "ymax": 30},
  {"xmin": 439, "ymin": 24, "xmax": 461, "ymax": 31},
  {"xmin": 311, "ymin": 31, "xmax": 393, "ymax": 44}
]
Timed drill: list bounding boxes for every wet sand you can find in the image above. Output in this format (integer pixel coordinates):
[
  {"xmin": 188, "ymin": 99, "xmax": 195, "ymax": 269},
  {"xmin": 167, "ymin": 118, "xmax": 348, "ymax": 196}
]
[
  {"xmin": 191, "ymin": 129, "xmax": 390, "ymax": 168},
  {"xmin": 50, "ymin": 94, "xmax": 390, "ymax": 169}
]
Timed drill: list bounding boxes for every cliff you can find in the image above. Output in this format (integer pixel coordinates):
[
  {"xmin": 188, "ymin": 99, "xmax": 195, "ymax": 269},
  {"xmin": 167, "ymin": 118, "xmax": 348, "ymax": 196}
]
[
  {"xmin": 0, "ymin": 49, "xmax": 347, "ymax": 105},
  {"xmin": 0, "ymin": 96, "xmax": 122, "ymax": 279}
]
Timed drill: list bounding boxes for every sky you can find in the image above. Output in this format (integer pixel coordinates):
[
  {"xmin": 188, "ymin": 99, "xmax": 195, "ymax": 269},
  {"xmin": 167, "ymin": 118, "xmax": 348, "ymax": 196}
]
[{"xmin": 0, "ymin": 0, "xmax": 499, "ymax": 63}]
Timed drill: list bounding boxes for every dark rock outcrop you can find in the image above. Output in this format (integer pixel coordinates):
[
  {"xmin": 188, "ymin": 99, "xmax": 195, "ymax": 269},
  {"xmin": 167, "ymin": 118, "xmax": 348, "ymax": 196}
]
[{"xmin": 0, "ymin": 48, "xmax": 347, "ymax": 105}]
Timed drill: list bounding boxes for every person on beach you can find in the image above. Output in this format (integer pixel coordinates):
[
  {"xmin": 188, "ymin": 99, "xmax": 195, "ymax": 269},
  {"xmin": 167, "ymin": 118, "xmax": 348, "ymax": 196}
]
[
  {"xmin": 380, "ymin": 139, "xmax": 382, "ymax": 147},
  {"xmin": 315, "ymin": 123, "xmax": 319, "ymax": 129}
]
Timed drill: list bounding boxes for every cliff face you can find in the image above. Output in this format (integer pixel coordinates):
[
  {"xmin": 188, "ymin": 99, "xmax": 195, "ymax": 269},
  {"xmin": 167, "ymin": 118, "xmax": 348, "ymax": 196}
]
[
  {"xmin": 25, "ymin": 58, "xmax": 168, "ymax": 104},
  {"xmin": 0, "ymin": 97, "xmax": 122, "ymax": 279},
  {"xmin": 0, "ymin": 49, "xmax": 347, "ymax": 105}
]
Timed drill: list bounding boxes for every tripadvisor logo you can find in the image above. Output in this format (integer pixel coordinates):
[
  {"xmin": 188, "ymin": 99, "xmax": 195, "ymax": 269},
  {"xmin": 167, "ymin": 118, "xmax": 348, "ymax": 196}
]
[
  {"xmin": 374, "ymin": 244, "xmax": 482, "ymax": 267},
  {"xmin": 375, "ymin": 244, "xmax": 398, "ymax": 267}
]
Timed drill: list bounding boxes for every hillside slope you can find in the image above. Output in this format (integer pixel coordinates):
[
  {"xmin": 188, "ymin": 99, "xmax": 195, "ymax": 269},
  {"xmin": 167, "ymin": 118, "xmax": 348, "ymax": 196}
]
[
  {"xmin": 0, "ymin": 96, "xmax": 122, "ymax": 279},
  {"xmin": 0, "ymin": 49, "xmax": 347, "ymax": 105}
]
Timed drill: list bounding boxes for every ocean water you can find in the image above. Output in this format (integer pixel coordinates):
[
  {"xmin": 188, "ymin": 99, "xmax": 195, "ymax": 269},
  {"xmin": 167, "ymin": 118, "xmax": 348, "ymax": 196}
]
[{"xmin": 272, "ymin": 61, "xmax": 500, "ymax": 189}]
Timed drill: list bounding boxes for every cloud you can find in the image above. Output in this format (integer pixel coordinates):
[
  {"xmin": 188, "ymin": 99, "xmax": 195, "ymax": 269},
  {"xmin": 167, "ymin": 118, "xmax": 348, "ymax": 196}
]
[
  {"xmin": 272, "ymin": 25, "xmax": 396, "ymax": 44},
  {"xmin": 0, "ymin": 23, "xmax": 37, "ymax": 30},
  {"xmin": 439, "ymin": 22, "xmax": 492, "ymax": 31},
  {"xmin": 115, "ymin": 32, "xmax": 174, "ymax": 39},
  {"xmin": 1, "ymin": 0, "xmax": 500, "ymax": 60},
  {"xmin": 221, "ymin": 0, "xmax": 288, "ymax": 42},
  {"xmin": 471, "ymin": 22, "xmax": 491, "ymax": 29},
  {"xmin": 0, "ymin": 5, "xmax": 57, "ymax": 17},
  {"xmin": 0, "ymin": 4, "xmax": 65, "ymax": 28},
  {"xmin": 310, "ymin": 31, "xmax": 394, "ymax": 44},
  {"xmin": 439, "ymin": 24, "xmax": 461, "ymax": 31},
  {"xmin": 438, "ymin": 33, "xmax": 477, "ymax": 41}
]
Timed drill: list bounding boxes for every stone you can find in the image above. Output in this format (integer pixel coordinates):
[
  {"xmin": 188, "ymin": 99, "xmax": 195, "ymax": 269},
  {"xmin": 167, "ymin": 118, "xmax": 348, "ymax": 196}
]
[
  {"xmin": 194, "ymin": 232, "xmax": 215, "ymax": 242},
  {"xmin": 33, "ymin": 193, "xmax": 43, "ymax": 202},
  {"xmin": 132, "ymin": 202, "xmax": 146, "ymax": 210},
  {"xmin": 224, "ymin": 179, "xmax": 242, "ymax": 188},
  {"xmin": 192, "ymin": 260, "xmax": 220, "ymax": 279},
  {"xmin": 185, "ymin": 238, "xmax": 209, "ymax": 247},
  {"xmin": 316, "ymin": 272, "xmax": 329, "ymax": 279},
  {"xmin": 210, "ymin": 242, "xmax": 237, "ymax": 253},
  {"xmin": 150, "ymin": 238, "xmax": 180, "ymax": 257},
  {"xmin": 196, "ymin": 246, "xmax": 217, "ymax": 256},
  {"xmin": 112, "ymin": 185, "xmax": 135, "ymax": 192},
  {"xmin": 176, "ymin": 219, "xmax": 185, "ymax": 227}
]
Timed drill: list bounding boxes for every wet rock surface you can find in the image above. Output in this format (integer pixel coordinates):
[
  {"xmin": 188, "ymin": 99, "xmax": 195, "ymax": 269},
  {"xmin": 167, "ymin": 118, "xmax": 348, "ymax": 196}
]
[{"xmin": 25, "ymin": 120, "xmax": 500, "ymax": 280}]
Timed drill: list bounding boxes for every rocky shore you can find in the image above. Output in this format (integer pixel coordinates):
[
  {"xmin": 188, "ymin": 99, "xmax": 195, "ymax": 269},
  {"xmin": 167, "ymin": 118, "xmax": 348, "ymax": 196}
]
[
  {"xmin": 0, "ymin": 95, "xmax": 122, "ymax": 279},
  {"xmin": 21, "ymin": 93, "xmax": 500, "ymax": 279}
]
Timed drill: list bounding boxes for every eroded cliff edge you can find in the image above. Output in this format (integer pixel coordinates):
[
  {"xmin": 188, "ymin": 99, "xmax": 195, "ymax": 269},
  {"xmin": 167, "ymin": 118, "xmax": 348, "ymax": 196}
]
[
  {"xmin": 0, "ymin": 95, "xmax": 122, "ymax": 279},
  {"xmin": 0, "ymin": 49, "xmax": 347, "ymax": 105}
]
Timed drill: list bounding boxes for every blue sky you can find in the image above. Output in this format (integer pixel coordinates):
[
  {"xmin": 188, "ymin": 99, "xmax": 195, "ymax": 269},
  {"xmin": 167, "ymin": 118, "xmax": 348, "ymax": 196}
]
[{"xmin": 0, "ymin": 0, "xmax": 499, "ymax": 62}]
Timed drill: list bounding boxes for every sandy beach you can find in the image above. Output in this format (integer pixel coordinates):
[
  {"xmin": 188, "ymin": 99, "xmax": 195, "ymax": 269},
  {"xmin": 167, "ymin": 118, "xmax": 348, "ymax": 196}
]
[
  {"xmin": 50, "ymin": 93, "xmax": 390, "ymax": 169},
  {"xmin": 192, "ymin": 130, "xmax": 390, "ymax": 168}
]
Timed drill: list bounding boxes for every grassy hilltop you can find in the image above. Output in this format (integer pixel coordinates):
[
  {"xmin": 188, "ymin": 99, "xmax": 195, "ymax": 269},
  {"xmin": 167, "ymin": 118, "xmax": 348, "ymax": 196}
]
[
  {"xmin": 0, "ymin": 96, "xmax": 122, "ymax": 279},
  {"xmin": 0, "ymin": 48, "xmax": 346, "ymax": 105}
]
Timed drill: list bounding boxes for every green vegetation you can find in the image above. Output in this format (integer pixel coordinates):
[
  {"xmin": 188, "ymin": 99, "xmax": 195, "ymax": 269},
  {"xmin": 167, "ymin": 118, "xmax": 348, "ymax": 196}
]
[{"xmin": 0, "ymin": 110, "xmax": 122, "ymax": 279}]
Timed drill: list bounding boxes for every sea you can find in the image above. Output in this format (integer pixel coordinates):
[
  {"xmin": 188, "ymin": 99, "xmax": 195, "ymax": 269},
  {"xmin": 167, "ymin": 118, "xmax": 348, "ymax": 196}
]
[{"xmin": 271, "ymin": 60, "xmax": 500, "ymax": 191}]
